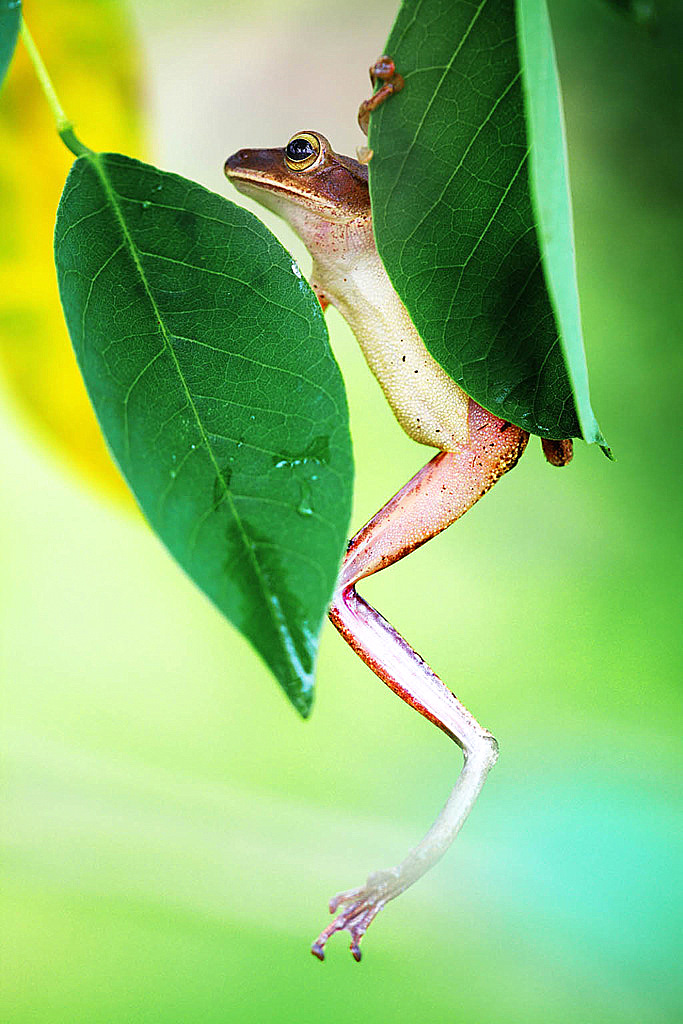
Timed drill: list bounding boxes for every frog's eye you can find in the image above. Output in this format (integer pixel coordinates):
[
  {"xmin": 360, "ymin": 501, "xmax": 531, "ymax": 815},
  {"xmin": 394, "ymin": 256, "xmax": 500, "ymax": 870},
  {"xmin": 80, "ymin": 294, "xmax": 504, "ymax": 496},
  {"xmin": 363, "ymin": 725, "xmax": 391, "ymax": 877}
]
[{"xmin": 284, "ymin": 132, "xmax": 323, "ymax": 171}]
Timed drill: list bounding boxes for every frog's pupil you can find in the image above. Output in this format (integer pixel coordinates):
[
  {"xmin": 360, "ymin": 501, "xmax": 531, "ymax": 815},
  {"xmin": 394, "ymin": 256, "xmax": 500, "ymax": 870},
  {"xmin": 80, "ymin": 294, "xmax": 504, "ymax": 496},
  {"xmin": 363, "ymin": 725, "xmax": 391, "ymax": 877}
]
[{"xmin": 286, "ymin": 137, "xmax": 315, "ymax": 162}]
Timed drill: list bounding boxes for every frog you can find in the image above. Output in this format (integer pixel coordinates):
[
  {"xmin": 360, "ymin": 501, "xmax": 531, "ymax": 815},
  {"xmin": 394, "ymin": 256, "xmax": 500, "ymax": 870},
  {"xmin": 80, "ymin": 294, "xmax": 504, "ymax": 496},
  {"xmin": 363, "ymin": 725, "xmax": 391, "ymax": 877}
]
[{"xmin": 224, "ymin": 124, "xmax": 572, "ymax": 962}]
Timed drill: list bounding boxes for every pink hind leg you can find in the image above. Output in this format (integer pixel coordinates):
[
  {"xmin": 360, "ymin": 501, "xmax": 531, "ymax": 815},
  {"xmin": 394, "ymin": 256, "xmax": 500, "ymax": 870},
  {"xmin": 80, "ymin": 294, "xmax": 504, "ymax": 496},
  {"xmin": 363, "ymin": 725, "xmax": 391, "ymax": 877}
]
[{"xmin": 312, "ymin": 401, "xmax": 528, "ymax": 962}]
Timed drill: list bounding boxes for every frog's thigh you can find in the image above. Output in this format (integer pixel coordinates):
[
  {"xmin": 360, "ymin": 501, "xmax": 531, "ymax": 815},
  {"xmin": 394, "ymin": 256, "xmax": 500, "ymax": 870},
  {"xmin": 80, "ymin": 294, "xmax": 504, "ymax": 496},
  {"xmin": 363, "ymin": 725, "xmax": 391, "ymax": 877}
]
[{"xmin": 340, "ymin": 404, "xmax": 528, "ymax": 590}]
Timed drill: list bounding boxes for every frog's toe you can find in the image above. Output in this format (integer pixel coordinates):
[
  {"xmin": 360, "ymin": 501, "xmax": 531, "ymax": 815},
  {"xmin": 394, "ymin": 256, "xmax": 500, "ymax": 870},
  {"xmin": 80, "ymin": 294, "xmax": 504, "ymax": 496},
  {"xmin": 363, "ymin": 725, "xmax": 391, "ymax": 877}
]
[{"xmin": 311, "ymin": 875, "xmax": 397, "ymax": 962}]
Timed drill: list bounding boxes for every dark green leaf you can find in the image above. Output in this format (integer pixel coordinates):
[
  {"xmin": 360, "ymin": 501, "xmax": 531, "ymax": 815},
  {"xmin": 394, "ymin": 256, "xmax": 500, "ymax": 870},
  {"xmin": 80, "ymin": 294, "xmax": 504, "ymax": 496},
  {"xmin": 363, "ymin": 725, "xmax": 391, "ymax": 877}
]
[
  {"xmin": 0, "ymin": 0, "xmax": 20, "ymax": 91},
  {"xmin": 601, "ymin": 0, "xmax": 657, "ymax": 26},
  {"xmin": 55, "ymin": 153, "xmax": 353, "ymax": 716},
  {"xmin": 368, "ymin": 0, "xmax": 606, "ymax": 445}
]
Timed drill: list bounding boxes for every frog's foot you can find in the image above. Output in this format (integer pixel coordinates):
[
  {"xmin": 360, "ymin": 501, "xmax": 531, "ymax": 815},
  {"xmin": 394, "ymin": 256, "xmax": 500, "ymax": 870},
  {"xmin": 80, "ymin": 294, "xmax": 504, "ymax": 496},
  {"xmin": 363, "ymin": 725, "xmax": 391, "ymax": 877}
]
[
  {"xmin": 311, "ymin": 870, "xmax": 397, "ymax": 962},
  {"xmin": 357, "ymin": 55, "xmax": 405, "ymax": 135}
]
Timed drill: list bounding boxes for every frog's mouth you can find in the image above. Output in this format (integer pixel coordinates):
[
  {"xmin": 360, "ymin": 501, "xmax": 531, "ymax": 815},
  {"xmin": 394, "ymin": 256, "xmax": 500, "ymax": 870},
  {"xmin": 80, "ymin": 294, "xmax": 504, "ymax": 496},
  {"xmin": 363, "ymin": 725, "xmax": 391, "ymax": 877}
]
[
  {"xmin": 224, "ymin": 146, "xmax": 369, "ymax": 224},
  {"xmin": 224, "ymin": 148, "xmax": 337, "ymax": 218},
  {"xmin": 224, "ymin": 163, "xmax": 313, "ymax": 203}
]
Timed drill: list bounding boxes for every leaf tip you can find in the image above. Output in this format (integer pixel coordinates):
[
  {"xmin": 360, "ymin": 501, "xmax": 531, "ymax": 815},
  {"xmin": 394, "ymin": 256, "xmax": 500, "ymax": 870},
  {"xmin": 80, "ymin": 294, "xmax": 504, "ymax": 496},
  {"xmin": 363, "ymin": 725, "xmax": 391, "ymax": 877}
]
[{"xmin": 291, "ymin": 688, "xmax": 314, "ymax": 720}]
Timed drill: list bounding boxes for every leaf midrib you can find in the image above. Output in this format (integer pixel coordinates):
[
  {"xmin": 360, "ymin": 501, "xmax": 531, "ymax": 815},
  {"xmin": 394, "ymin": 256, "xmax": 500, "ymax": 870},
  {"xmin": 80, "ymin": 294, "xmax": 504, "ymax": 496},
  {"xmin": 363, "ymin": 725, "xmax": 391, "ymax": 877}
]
[{"xmin": 85, "ymin": 152, "xmax": 308, "ymax": 693}]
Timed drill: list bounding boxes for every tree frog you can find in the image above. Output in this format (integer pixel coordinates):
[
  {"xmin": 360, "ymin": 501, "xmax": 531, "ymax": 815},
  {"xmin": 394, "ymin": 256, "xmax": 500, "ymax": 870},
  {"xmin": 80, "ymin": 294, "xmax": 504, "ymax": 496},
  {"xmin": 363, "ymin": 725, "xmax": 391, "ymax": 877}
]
[{"xmin": 224, "ymin": 127, "xmax": 571, "ymax": 962}]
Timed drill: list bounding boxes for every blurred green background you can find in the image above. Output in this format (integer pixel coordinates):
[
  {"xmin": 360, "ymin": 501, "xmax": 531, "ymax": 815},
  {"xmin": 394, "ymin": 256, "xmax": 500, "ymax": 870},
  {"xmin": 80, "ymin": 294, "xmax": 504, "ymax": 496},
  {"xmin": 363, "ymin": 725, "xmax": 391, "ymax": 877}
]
[{"xmin": 1, "ymin": 1, "xmax": 681, "ymax": 1021}]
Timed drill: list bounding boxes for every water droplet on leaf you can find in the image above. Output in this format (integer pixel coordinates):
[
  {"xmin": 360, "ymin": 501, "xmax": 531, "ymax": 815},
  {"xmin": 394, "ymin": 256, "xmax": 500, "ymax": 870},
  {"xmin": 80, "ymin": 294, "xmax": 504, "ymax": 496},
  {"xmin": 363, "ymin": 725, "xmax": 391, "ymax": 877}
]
[{"xmin": 297, "ymin": 479, "xmax": 314, "ymax": 517}]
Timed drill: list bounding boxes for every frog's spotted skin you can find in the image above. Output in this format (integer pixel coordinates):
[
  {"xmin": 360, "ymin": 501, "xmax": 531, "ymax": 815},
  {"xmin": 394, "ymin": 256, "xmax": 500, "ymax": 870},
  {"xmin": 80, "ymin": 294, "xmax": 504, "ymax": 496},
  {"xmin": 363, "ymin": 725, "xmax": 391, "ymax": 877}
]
[
  {"xmin": 226, "ymin": 132, "xmax": 471, "ymax": 450},
  {"xmin": 225, "ymin": 132, "xmax": 536, "ymax": 963},
  {"xmin": 312, "ymin": 216, "xmax": 471, "ymax": 451}
]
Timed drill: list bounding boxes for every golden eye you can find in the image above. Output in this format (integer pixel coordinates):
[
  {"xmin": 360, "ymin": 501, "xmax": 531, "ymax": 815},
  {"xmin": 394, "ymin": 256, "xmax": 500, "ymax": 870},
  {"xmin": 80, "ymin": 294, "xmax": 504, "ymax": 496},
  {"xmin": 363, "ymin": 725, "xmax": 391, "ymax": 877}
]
[{"xmin": 284, "ymin": 132, "xmax": 323, "ymax": 171}]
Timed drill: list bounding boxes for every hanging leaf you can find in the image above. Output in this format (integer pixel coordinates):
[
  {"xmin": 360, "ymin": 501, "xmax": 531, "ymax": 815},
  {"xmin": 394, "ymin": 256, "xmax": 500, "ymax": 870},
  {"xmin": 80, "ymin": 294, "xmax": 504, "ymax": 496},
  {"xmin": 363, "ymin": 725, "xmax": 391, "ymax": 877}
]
[
  {"xmin": 55, "ymin": 153, "xmax": 353, "ymax": 716},
  {"xmin": 0, "ymin": 0, "xmax": 141, "ymax": 501},
  {"xmin": 368, "ymin": 0, "xmax": 607, "ymax": 445},
  {"xmin": 0, "ymin": 0, "xmax": 20, "ymax": 90},
  {"xmin": 516, "ymin": 0, "xmax": 608, "ymax": 452}
]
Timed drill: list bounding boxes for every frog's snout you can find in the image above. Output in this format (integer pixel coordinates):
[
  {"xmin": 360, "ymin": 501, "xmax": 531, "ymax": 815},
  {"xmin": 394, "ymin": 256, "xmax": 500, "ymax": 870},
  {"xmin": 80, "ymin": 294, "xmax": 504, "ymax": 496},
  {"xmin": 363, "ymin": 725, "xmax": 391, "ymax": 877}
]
[{"xmin": 224, "ymin": 149, "xmax": 252, "ymax": 176}]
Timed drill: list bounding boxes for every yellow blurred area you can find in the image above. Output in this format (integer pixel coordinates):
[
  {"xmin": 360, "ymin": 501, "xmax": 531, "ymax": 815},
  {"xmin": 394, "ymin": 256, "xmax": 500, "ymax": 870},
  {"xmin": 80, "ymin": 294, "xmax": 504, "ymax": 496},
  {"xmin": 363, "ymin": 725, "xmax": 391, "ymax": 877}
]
[{"xmin": 0, "ymin": 0, "xmax": 142, "ymax": 502}]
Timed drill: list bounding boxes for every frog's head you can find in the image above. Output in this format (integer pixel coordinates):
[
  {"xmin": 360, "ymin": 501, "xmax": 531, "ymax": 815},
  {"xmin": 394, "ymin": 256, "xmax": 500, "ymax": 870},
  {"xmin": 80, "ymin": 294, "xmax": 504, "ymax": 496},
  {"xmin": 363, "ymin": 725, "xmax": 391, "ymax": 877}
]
[{"xmin": 225, "ymin": 131, "xmax": 371, "ymax": 251}]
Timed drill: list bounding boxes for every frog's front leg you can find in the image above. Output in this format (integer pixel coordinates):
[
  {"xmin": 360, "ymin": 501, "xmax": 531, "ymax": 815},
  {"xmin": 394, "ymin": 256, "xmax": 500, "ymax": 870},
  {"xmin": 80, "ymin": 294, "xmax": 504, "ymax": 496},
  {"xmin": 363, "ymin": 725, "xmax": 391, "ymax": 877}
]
[
  {"xmin": 311, "ymin": 401, "xmax": 528, "ymax": 962},
  {"xmin": 357, "ymin": 55, "xmax": 405, "ymax": 135}
]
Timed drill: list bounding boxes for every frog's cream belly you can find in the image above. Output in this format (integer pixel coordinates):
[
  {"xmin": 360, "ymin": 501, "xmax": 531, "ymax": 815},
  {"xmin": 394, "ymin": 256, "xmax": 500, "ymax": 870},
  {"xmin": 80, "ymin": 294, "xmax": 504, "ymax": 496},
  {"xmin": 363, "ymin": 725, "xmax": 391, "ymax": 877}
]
[{"xmin": 314, "ymin": 255, "xmax": 470, "ymax": 452}]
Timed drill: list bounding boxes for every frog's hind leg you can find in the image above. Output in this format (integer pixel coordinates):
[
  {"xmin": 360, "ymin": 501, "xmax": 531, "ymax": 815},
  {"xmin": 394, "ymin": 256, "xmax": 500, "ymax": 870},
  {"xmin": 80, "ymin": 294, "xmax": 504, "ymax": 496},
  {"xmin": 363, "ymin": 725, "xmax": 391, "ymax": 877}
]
[{"xmin": 312, "ymin": 402, "xmax": 528, "ymax": 962}]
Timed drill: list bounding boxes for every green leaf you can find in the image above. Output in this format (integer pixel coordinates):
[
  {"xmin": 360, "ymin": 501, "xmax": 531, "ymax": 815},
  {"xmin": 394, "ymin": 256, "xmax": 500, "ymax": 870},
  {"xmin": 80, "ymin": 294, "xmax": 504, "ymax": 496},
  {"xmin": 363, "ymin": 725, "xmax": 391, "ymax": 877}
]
[
  {"xmin": 600, "ymin": 0, "xmax": 657, "ymax": 26},
  {"xmin": 368, "ymin": 0, "xmax": 606, "ymax": 445},
  {"xmin": 0, "ymin": 0, "xmax": 20, "ymax": 90},
  {"xmin": 516, "ymin": 0, "xmax": 608, "ymax": 450},
  {"xmin": 55, "ymin": 153, "xmax": 353, "ymax": 716}
]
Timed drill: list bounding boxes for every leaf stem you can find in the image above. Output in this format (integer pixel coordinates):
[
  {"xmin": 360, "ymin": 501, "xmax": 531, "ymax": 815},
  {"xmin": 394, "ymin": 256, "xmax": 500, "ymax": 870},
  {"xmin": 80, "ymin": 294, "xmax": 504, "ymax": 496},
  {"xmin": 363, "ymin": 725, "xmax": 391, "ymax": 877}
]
[{"xmin": 19, "ymin": 17, "xmax": 92, "ymax": 158}]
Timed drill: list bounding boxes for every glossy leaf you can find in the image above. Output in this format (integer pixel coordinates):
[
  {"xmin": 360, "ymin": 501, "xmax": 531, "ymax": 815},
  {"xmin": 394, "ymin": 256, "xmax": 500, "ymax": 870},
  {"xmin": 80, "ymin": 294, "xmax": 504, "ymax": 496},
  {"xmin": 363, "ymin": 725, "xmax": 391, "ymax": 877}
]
[
  {"xmin": 368, "ymin": 0, "xmax": 606, "ymax": 444},
  {"xmin": 0, "ymin": 0, "xmax": 20, "ymax": 90},
  {"xmin": 0, "ymin": 0, "xmax": 142, "ymax": 502},
  {"xmin": 55, "ymin": 153, "xmax": 353, "ymax": 716}
]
